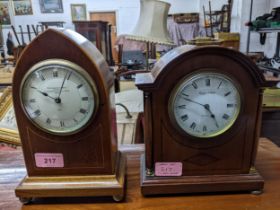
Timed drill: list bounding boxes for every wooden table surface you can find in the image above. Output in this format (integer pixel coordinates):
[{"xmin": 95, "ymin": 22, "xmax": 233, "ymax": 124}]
[{"xmin": 1, "ymin": 139, "xmax": 280, "ymax": 210}]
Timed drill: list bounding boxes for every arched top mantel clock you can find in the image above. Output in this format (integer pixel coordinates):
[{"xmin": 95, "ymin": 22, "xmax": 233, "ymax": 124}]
[
  {"xmin": 13, "ymin": 28, "xmax": 125, "ymax": 203},
  {"xmin": 136, "ymin": 45, "xmax": 267, "ymax": 196}
]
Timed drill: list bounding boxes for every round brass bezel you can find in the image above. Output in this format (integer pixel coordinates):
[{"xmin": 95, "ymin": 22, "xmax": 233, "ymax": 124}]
[
  {"xmin": 168, "ymin": 71, "xmax": 241, "ymax": 139},
  {"xmin": 20, "ymin": 59, "xmax": 99, "ymax": 136}
]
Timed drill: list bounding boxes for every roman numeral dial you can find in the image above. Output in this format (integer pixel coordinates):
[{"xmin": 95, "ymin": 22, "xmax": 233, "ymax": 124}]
[
  {"xmin": 170, "ymin": 72, "xmax": 241, "ymax": 138},
  {"xmin": 21, "ymin": 60, "xmax": 98, "ymax": 135}
]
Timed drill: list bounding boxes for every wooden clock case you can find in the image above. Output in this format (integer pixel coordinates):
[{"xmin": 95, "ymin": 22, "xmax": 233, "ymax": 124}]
[
  {"xmin": 13, "ymin": 29, "xmax": 125, "ymax": 202},
  {"xmin": 136, "ymin": 45, "xmax": 266, "ymax": 196}
]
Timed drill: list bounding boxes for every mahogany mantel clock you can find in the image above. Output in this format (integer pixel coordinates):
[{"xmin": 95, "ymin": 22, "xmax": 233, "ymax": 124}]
[
  {"xmin": 13, "ymin": 28, "xmax": 125, "ymax": 202},
  {"xmin": 136, "ymin": 45, "xmax": 266, "ymax": 195}
]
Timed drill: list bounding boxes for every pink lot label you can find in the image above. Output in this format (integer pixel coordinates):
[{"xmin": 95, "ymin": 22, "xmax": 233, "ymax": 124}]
[
  {"xmin": 155, "ymin": 162, "xmax": 183, "ymax": 176},
  {"xmin": 35, "ymin": 153, "xmax": 64, "ymax": 168}
]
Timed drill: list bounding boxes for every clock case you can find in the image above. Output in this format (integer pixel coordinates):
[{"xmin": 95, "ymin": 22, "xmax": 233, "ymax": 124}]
[
  {"xmin": 136, "ymin": 45, "xmax": 267, "ymax": 196},
  {"xmin": 13, "ymin": 29, "xmax": 125, "ymax": 202}
]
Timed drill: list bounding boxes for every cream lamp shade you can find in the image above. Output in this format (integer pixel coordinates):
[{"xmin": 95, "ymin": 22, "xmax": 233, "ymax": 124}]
[{"xmin": 126, "ymin": 0, "xmax": 174, "ymax": 46}]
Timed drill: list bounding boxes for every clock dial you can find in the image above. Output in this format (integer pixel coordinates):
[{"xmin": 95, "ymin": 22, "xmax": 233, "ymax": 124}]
[
  {"xmin": 169, "ymin": 72, "xmax": 241, "ymax": 138},
  {"xmin": 21, "ymin": 59, "xmax": 98, "ymax": 135}
]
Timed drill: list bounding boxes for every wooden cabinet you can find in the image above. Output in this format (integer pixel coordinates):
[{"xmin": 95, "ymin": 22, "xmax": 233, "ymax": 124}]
[{"xmin": 73, "ymin": 21, "xmax": 114, "ymax": 66}]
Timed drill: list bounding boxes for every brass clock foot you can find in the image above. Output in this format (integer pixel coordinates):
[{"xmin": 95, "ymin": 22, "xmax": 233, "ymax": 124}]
[
  {"xmin": 19, "ymin": 197, "xmax": 33, "ymax": 204},
  {"xmin": 251, "ymin": 190, "xmax": 263, "ymax": 195},
  {"xmin": 113, "ymin": 194, "xmax": 124, "ymax": 202},
  {"xmin": 146, "ymin": 168, "xmax": 154, "ymax": 176}
]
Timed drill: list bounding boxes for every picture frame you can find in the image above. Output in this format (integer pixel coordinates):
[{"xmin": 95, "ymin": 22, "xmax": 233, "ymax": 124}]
[
  {"xmin": 0, "ymin": 65, "xmax": 14, "ymax": 85},
  {"xmin": 0, "ymin": 1, "xmax": 11, "ymax": 25},
  {"xmin": 71, "ymin": 4, "xmax": 87, "ymax": 21},
  {"xmin": 0, "ymin": 87, "xmax": 20, "ymax": 146},
  {"xmin": 39, "ymin": 0, "xmax": 63, "ymax": 13},
  {"xmin": 12, "ymin": 0, "xmax": 33, "ymax": 16}
]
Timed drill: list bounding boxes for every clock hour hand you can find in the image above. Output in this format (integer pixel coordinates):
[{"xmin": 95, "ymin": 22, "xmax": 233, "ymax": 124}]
[{"xmin": 30, "ymin": 86, "xmax": 56, "ymax": 101}]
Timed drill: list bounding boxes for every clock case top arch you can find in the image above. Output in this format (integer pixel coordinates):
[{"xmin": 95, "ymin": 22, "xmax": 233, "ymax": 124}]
[
  {"xmin": 136, "ymin": 46, "xmax": 267, "ymax": 176},
  {"xmin": 13, "ymin": 28, "xmax": 118, "ymax": 176},
  {"xmin": 136, "ymin": 45, "xmax": 266, "ymax": 89}
]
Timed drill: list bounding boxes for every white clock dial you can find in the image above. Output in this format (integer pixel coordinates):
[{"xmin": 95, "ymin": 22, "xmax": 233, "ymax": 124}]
[
  {"xmin": 169, "ymin": 72, "xmax": 241, "ymax": 138},
  {"xmin": 21, "ymin": 59, "xmax": 98, "ymax": 135}
]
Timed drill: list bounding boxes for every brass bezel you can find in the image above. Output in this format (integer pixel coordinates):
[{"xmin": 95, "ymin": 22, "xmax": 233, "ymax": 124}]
[
  {"xmin": 168, "ymin": 71, "xmax": 241, "ymax": 139},
  {"xmin": 20, "ymin": 59, "xmax": 99, "ymax": 136}
]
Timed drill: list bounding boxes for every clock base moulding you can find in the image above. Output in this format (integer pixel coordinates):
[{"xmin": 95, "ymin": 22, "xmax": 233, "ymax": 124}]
[
  {"xmin": 140, "ymin": 155, "xmax": 264, "ymax": 196},
  {"xmin": 15, "ymin": 151, "xmax": 126, "ymax": 203}
]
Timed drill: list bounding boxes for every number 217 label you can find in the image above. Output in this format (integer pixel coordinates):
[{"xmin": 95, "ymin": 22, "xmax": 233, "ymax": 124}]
[
  {"xmin": 35, "ymin": 153, "xmax": 64, "ymax": 168},
  {"xmin": 155, "ymin": 162, "xmax": 182, "ymax": 176}
]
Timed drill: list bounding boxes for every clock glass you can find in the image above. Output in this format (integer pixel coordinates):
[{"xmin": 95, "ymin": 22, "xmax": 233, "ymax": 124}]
[
  {"xmin": 20, "ymin": 59, "xmax": 98, "ymax": 135},
  {"xmin": 169, "ymin": 72, "xmax": 241, "ymax": 138}
]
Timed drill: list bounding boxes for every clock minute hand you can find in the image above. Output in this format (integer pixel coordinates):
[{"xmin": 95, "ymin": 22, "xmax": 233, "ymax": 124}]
[
  {"xmin": 57, "ymin": 72, "xmax": 68, "ymax": 99},
  {"xmin": 31, "ymin": 86, "xmax": 56, "ymax": 100},
  {"xmin": 204, "ymin": 104, "xmax": 219, "ymax": 128}
]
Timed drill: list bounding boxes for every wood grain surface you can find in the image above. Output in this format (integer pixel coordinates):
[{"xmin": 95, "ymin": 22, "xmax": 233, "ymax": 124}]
[
  {"xmin": 0, "ymin": 139, "xmax": 280, "ymax": 210},
  {"xmin": 136, "ymin": 46, "xmax": 266, "ymax": 178},
  {"xmin": 12, "ymin": 28, "xmax": 117, "ymax": 176}
]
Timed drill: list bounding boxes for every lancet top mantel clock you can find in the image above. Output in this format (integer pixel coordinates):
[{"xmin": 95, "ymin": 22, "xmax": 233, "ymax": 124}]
[
  {"xmin": 13, "ymin": 28, "xmax": 125, "ymax": 203},
  {"xmin": 136, "ymin": 45, "xmax": 267, "ymax": 196}
]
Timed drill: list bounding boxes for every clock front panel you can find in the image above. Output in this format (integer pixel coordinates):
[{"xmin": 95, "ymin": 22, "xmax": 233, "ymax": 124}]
[
  {"xmin": 148, "ymin": 56, "xmax": 262, "ymax": 176},
  {"xmin": 12, "ymin": 29, "xmax": 117, "ymax": 177},
  {"xmin": 17, "ymin": 59, "xmax": 113, "ymax": 175}
]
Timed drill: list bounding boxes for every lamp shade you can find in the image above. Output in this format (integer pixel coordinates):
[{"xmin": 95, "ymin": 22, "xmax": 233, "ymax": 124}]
[{"xmin": 126, "ymin": 0, "xmax": 174, "ymax": 46}]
